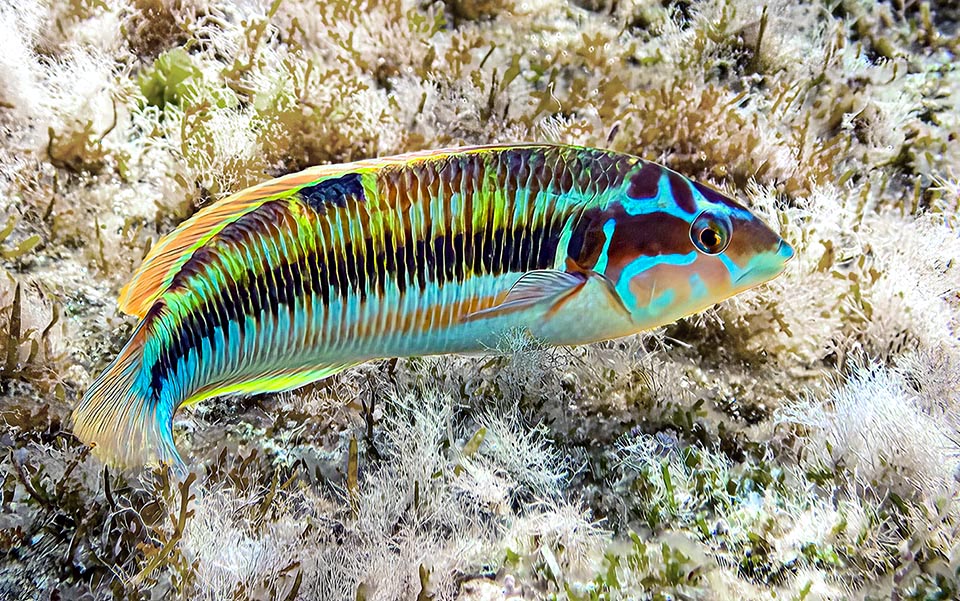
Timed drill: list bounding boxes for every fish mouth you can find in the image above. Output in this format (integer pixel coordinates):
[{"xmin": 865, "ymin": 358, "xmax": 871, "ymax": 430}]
[
  {"xmin": 777, "ymin": 239, "xmax": 796, "ymax": 262},
  {"xmin": 734, "ymin": 240, "xmax": 794, "ymax": 285}
]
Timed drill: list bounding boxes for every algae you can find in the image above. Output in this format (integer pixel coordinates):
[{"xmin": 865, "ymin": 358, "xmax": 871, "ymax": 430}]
[{"xmin": 0, "ymin": 0, "xmax": 959, "ymax": 599}]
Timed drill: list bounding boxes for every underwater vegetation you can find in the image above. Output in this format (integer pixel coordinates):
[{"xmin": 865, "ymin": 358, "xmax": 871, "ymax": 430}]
[{"xmin": 0, "ymin": 0, "xmax": 958, "ymax": 599}]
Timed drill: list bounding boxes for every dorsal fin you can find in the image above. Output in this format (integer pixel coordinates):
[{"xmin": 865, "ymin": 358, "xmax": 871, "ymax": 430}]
[
  {"xmin": 117, "ymin": 144, "xmax": 567, "ymax": 318},
  {"xmin": 118, "ymin": 165, "xmax": 352, "ymax": 318}
]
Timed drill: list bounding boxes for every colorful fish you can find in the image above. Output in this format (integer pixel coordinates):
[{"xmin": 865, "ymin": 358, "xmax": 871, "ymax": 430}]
[{"xmin": 72, "ymin": 144, "xmax": 794, "ymax": 468}]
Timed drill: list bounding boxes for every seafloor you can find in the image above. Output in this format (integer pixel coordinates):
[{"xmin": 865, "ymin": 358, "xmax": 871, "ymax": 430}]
[{"xmin": 0, "ymin": 0, "xmax": 958, "ymax": 599}]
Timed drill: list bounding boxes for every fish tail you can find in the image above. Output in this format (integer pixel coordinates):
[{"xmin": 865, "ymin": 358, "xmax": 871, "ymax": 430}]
[{"xmin": 72, "ymin": 319, "xmax": 183, "ymax": 470}]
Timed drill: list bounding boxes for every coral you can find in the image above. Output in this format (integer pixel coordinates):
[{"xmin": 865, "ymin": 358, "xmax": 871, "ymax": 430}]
[{"xmin": 1, "ymin": 0, "xmax": 959, "ymax": 599}]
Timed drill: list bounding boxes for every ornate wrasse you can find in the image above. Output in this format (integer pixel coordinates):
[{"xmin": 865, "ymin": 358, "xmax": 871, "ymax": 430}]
[{"xmin": 73, "ymin": 144, "xmax": 794, "ymax": 468}]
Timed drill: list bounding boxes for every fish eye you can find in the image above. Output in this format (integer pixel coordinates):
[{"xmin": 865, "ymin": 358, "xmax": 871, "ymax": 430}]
[{"xmin": 690, "ymin": 211, "xmax": 731, "ymax": 255}]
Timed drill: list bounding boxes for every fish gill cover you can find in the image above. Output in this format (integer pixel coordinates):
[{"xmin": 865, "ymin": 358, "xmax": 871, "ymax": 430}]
[{"xmin": 0, "ymin": 0, "xmax": 958, "ymax": 600}]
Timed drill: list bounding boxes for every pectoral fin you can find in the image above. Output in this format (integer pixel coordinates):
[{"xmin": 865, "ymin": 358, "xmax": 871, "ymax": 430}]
[
  {"xmin": 594, "ymin": 272, "xmax": 633, "ymax": 317},
  {"xmin": 462, "ymin": 270, "xmax": 587, "ymax": 322}
]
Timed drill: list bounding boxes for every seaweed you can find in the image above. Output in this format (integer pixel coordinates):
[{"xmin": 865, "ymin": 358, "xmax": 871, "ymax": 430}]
[
  {"xmin": 138, "ymin": 48, "xmax": 202, "ymax": 110},
  {"xmin": 46, "ymin": 101, "xmax": 118, "ymax": 175},
  {"xmin": 0, "ymin": 217, "xmax": 41, "ymax": 262},
  {"xmin": 132, "ymin": 471, "xmax": 197, "ymax": 590},
  {"xmin": 2, "ymin": 0, "xmax": 959, "ymax": 597}
]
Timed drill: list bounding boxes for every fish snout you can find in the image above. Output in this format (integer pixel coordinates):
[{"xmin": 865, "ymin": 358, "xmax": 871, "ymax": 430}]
[{"xmin": 776, "ymin": 238, "xmax": 795, "ymax": 263}]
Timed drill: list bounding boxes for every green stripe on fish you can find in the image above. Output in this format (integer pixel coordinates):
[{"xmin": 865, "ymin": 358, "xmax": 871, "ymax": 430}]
[{"xmin": 72, "ymin": 144, "xmax": 794, "ymax": 469}]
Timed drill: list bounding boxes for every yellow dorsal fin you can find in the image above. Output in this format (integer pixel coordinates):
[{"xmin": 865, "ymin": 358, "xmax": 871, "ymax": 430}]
[{"xmin": 118, "ymin": 165, "xmax": 346, "ymax": 318}]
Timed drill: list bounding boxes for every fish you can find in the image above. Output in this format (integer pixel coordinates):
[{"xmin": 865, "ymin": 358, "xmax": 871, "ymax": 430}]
[{"xmin": 72, "ymin": 144, "xmax": 794, "ymax": 469}]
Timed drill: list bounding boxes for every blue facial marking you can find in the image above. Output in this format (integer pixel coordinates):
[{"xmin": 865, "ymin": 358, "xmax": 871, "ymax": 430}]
[
  {"xmin": 622, "ymin": 173, "xmax": 694, "ymax": 219},
  {"xmin": 592, "ymin": 218, "xmax": 617, "ymax": 273},
  {"xmin": 619, "ymin": 251, "xmax": 699, "ymax": 283},
  {"xmin": 616, "ymin": 251, "xmax": 698, "ymax": 312},
  {"xmin": 689, "ymin": 273, "xmax": 708, "ymax": 301},
  {"xmin": 687, "ymin": 183, "xmax": 753, "ymax": 221}
]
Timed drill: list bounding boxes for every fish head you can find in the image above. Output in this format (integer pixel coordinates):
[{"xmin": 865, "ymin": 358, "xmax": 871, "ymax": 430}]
[{"xmin": 582, "ymin": 162, "xmax": 794, "ymax": 329}]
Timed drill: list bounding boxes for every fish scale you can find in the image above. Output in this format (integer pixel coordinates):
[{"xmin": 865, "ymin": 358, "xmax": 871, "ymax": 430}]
[{"xmin": 72, "ymin": 143, "xmax": 794, "ymax": 469}]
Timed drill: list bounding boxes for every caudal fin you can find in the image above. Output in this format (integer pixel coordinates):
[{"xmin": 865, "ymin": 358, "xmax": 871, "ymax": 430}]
[{"xmin": 72, "ymin": 320, "xmax": 183, "ymax": 470}]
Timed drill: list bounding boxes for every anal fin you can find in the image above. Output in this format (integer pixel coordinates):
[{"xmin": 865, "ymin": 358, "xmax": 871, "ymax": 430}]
[{"xmin": 181, "ymin": 362, "xmax": 361, "ymax": 407}]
